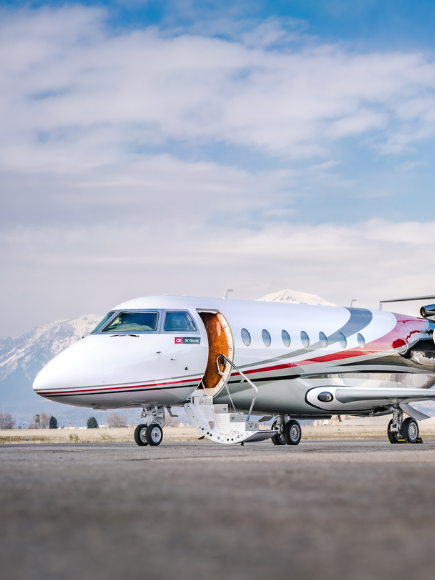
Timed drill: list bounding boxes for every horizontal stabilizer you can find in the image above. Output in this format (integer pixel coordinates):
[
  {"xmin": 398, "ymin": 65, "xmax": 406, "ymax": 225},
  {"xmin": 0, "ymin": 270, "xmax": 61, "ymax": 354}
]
[{"xmin": 380, "ymin": 294, "xmax": 435, "ymax": 304}]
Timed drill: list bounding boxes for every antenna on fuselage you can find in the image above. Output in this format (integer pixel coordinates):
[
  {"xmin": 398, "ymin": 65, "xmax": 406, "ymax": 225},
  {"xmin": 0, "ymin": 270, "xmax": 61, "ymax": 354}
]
[
  {"xmin": 350, "ymin": 299, "xmax": 357, "ymax": 308},
  {"xmin": 223, "ymin": 289, "xmax": 234, "ymax": 299}
]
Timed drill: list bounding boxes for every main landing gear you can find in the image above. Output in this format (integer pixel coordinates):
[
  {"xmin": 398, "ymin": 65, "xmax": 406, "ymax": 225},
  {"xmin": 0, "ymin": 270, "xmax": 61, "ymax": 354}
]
[
  {"xmin": 387, "ymin": 407, "xmax": 421, "ymax": 444},
  {"xmin": 271, "ymin": 416, "xmax": 302, "ymax": 446},
  {"xmin": 134, "ymin": 405, "xmax": 165, "ymax": 447}
]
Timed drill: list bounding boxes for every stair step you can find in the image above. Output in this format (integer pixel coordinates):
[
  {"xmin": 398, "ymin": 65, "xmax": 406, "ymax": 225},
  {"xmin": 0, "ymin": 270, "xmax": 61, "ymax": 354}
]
[{"xmin": 184, "ymin": 401, "xmax": 277, "ymax": 445}]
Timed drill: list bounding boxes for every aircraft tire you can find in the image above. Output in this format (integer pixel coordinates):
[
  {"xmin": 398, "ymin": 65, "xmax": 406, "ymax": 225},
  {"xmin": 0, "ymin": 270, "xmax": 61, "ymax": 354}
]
[
  {"xmin": 134, "ymin": 424, "xmax": 149, "ymax": 446},
  {"xmin": 387, "ymin": 420, "xmax": 399, "ymax": 444},
  {"xmin": 271, "ymin": 422, "xmax": 286, "ymax": 445},
  {"xmin": 283, "ymin": 420, "xmax": 302, "ymax": 445},
  {"xmin": 146, "ymin": 424, "xmax": 163, "ymax": 446},
  {"xmin": 401, "ymin": 417, "xmax": 419, "ymax": 443}
]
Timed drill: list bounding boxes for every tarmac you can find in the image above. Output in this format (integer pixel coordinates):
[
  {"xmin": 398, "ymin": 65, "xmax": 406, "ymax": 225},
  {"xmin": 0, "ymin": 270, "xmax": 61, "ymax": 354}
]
[{"xmin": 3, "ymin": 439, "xmax": 435, "ymax": 580}]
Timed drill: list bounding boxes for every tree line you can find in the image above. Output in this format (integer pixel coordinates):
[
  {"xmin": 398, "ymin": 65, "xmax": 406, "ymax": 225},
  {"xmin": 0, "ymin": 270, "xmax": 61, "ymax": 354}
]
[{"xmin": 0, "ymin": 411, "xmax": 130, "ymax": 429}]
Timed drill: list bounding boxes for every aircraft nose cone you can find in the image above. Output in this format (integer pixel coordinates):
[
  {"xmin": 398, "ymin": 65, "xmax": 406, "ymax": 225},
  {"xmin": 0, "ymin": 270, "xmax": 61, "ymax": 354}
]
[{"xmin": 33, "ymin": 342, "xmax": 82, "ymax": 396}]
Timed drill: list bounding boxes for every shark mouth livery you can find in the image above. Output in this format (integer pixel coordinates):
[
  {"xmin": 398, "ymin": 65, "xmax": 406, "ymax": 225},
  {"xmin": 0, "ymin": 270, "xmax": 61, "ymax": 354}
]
[{"xmin": 33, "ymin": 294, "xmax": 435, "ymax": 446}]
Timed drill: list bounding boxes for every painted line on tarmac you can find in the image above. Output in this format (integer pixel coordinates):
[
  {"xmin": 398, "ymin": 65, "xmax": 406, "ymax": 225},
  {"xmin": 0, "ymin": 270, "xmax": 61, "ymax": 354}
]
[{"xmin": 122, "ymin": 450, "xmax": 435, "ymax": 464}]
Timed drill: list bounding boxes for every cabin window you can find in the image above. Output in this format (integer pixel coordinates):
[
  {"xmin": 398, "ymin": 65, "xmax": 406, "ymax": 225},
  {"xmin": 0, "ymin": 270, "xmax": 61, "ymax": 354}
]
[
  {"xmin": 262, "ymin": 329, "xmax": 271, "ymax": 347},
  {"xmin": 164, "ymin": 311, "xmax": 197, "ymax": 332},
  {"xmin": 357, "ymin": 333, "xmax": 365, "ymax": 349},
  {"xmin": 282, "ymin": 330, "xmax": 291, "ymax": 347},
  {"xmin": 338, "ymin": 332, "xmax": 347, "ymax": 349},
  {"xmin": 241, "ymin": 328, "xmax": 251, "ymax": 346},
  {"xmin": 319, "ymin": 332, "xmax": 328, "ymax": 348},
  {"xmin": 102, "ymin": 311, "xmax": 158, "ymax": 333},
  {"xmin": 92, "ymin": 312, "xmax": 115, "ymax": 334},
  {"xmin": 301, "ymin": 331, "xmax": 310, "ymax": 348}
]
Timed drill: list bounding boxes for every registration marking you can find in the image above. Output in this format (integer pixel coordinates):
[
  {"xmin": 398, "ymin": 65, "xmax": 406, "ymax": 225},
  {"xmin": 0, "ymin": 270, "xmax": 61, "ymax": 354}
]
[{"xmin": 175, "ymin": 337, "xmax": 201, "ymax": 344}]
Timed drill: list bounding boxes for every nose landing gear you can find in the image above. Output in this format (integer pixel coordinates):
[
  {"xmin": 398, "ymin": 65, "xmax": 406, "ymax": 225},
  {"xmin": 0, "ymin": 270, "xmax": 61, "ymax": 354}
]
[
  {"xmin": 134, "ymin": 423, "xmax": 164, "ymax": 446},
  {"xmin": 134, "ymin": 424, "xmax": 148, "ymax": 446},
  {"xmin": 134, "ymin": 405, "xmax": 165, "ymax": 447}
]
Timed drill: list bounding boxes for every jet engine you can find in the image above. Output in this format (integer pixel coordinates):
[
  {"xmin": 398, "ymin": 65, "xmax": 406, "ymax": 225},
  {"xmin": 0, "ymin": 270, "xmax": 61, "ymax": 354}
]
[{"xmin": 420, "ymin": 304, "xmax": 435, "ymax": 318}]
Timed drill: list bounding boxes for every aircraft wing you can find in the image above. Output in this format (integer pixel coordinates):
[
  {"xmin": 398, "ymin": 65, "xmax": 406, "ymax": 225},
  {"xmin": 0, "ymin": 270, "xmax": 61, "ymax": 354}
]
[{"xmin": 307, "ymin": 387, "xmax": 435, "ymax": 420}]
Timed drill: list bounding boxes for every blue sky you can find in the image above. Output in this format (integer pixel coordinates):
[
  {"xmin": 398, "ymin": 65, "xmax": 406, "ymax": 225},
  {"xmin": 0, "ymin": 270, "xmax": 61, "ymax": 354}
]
[
  {"xmin": 9, "ymin": 0, "xmax": 435, "ymax": 50},
  {"xmin": 1, "ymin": 0, "xmax": 435, "ymax": 334}
]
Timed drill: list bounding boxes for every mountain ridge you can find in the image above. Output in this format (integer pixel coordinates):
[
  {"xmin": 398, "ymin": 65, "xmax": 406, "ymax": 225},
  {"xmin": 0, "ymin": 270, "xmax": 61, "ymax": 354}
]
[{"xmin": 0, "ymin": 314, "xmax": 101, "ymax": 423}]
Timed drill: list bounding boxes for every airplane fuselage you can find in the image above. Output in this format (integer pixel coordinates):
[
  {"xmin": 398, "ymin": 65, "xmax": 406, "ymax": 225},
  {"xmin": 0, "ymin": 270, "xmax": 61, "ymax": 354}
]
[{"xmin": 34, "ymin": 295, "xmax": 435, "ymax": 419}]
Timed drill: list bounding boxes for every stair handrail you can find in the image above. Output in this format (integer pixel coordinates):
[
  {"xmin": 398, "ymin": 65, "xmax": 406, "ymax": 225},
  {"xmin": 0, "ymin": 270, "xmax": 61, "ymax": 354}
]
[{"xmin": 216, "ymin": 354, "xmax": 258, "ymax": 422}]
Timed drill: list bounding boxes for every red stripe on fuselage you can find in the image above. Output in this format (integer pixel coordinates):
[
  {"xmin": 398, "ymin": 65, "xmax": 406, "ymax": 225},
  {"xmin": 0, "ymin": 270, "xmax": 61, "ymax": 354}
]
[
  {"xmin": 36, "ymin": 375, "xmax": 203, "ymax": 397},
  {"xmin": 230, "ymin": 313, "xmax": 426, "ymax": 378},
  {"xmin": 38, "ymin": 314, "xmax": 427, "ymax": 397}
]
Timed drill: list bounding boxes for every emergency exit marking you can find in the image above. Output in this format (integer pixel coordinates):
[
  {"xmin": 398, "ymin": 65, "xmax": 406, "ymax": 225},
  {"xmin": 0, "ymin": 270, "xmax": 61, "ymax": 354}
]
[{"xmin": 175, "ymin": 337, "xmax": 201, "ymax": 344}]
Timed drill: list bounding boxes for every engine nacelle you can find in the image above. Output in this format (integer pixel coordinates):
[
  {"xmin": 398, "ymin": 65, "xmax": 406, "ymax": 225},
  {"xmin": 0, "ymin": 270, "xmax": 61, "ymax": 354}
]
[{"xmin": 420, "ymin": 304, "xmax": 435, "ymax": 318}]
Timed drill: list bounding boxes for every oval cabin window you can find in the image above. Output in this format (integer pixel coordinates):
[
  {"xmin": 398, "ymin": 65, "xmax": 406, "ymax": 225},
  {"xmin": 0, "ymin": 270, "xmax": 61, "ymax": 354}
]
[
  {"xmin": 338, "ymin": 332, "xmax": 347, "ymax": 349},
  {"xmin": 241, "ymin": 328, "xmax": 251, "ymax": 346},
  {"xmin": 262, "ymin": 329, "xmax": 271, "ymax": 347},
  {"xmin": 357, "ymin": 333, "xmax": 365, "ymax": 349},
  {"xmin": 319, "ymin": 332, "xmax": 328, "ymax": 348},
  {"xmin": 282, "ymin": 330, "xmax": 291, "ymax": 347},
  {"xmin": 301, "ymin": 331, "xmax": 310, "ymax": 348}
]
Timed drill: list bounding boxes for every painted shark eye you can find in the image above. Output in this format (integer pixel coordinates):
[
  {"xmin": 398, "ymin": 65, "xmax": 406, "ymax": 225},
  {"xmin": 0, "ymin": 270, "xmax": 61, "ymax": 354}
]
[{"xmin": 393, "ymin": 338, "xmax": 407, "ymax": 354}]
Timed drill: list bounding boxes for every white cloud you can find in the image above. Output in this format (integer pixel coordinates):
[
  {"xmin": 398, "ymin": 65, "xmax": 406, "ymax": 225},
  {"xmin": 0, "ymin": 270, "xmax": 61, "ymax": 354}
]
[
  {"xmin": 1, "ymin": 5, "xmax": 435, "ymax": 168},
  {"xmin": 1, "ymin": 217, "xmax": 434, "ymax": 336},
  {"xmin": 1, "ymin": 6, "xmax": 435, "ymax": 335}
]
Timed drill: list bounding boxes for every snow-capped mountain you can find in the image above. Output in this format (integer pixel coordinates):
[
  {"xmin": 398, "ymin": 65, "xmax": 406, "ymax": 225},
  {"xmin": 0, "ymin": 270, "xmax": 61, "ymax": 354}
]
[
  {"xmin": 0, "ymin": 315, "xmax": 101, "ymax": 422},
  {"xmin": 258, "ymin": 289, "xmax": 335, "ymax": 306},
  {"xmin": 0, "ymin": 314, "xmax": 101, "ymax": 382}
]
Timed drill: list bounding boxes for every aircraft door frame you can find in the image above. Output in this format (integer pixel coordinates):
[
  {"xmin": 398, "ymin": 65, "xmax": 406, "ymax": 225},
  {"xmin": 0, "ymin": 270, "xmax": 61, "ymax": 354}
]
[{"xmin": 196, "ymin": 310, "xmax": 234, "ymax": 397}]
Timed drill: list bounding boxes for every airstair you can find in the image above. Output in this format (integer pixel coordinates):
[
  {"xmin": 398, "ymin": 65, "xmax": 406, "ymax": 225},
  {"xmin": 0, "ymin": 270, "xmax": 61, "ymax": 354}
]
[{"xmin": 185, "ymin": 355, "xmax": 277, "ymax": 445}]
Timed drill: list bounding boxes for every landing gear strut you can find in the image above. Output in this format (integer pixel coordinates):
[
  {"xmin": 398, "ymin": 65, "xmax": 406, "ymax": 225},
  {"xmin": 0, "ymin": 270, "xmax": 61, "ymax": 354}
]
[
  {"xmin": 387, "ymin": 406, "xmax": 403, "ymax": 444},
  {"xmin": 134, "ymin": 405, "xmax": 165, "ymax": 447},
  {"xmin": 272, "ymin": 416, "xmax": 301, "ymax": 446}
]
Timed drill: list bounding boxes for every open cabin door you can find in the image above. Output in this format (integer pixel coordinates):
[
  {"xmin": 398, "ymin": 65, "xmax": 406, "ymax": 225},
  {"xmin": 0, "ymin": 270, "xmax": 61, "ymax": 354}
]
[
  {"xmin": 197, "ymin": 310, "xmax": 234, "ymax": 397},
  {"xmin": 186, "ymin": 310, "xmax": 277, "ymax": 444}
]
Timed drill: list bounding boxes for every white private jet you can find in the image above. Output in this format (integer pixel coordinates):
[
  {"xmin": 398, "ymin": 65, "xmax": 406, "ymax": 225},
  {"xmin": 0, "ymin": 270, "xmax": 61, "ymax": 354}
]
[{"xmin": 33, "ymin": 294, "xmax": 435, "ymax": 447}]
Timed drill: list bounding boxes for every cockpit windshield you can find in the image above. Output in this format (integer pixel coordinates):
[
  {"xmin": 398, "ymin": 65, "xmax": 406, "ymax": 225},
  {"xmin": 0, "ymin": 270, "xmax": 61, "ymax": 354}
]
[
  {"xmin": 92, "ymin": 312, "xmax": 115, "ymax": 334},
  {"xmin": 164, "ymin": 311, "xmax": 197, "ymax": 331},
  {"xmin": 101, "ymin": 311, "xmax": 159, "ymax": 333}
]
